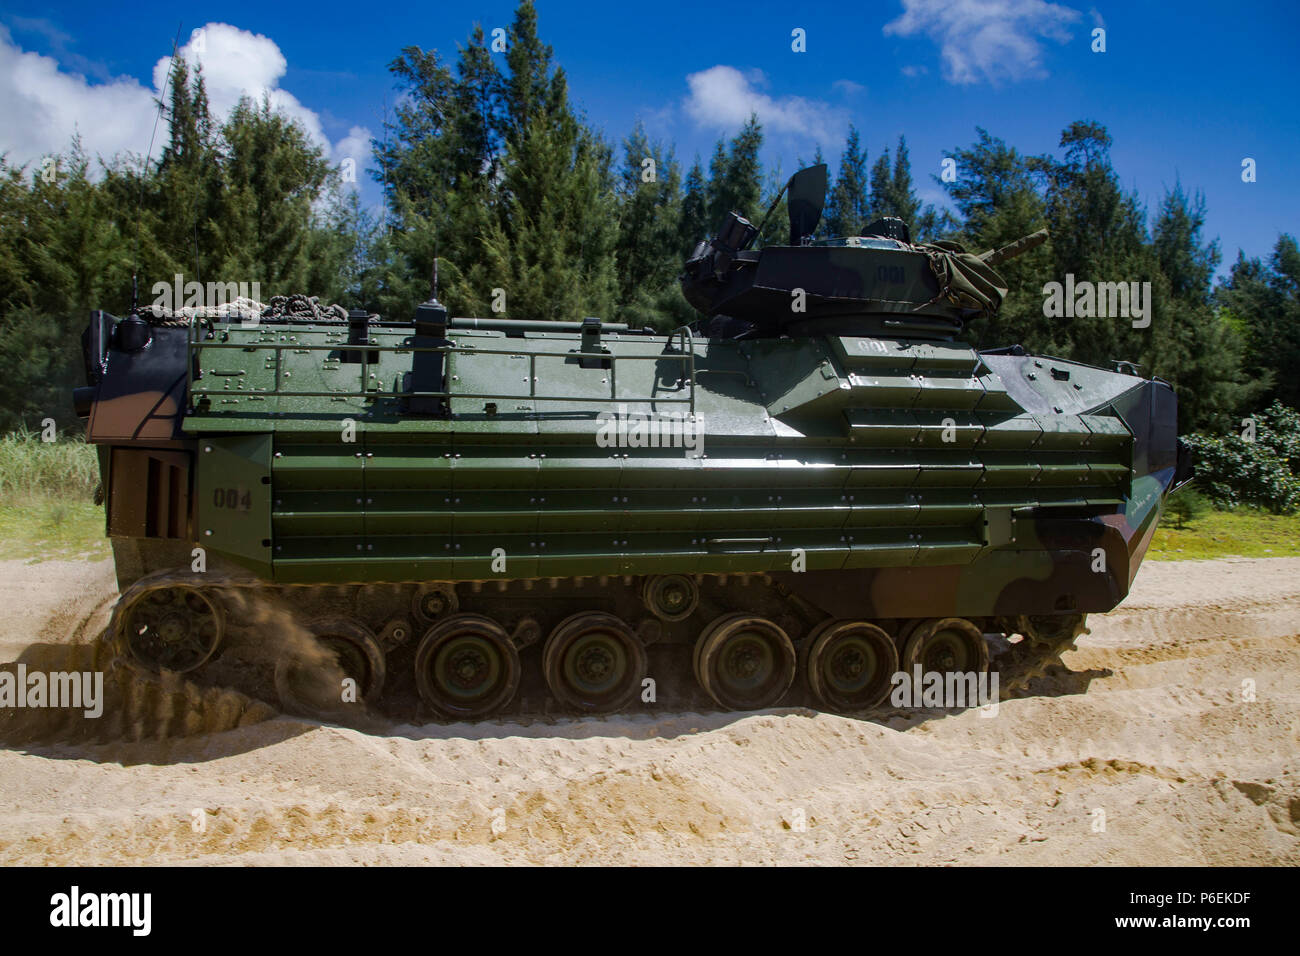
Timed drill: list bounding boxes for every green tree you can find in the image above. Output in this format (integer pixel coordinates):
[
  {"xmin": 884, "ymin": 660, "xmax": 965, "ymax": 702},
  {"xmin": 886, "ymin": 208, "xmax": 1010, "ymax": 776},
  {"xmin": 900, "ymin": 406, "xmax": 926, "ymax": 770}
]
[
  {"xmin": 1153, "ymin": 183, "xmax": 1218, "ymax": 303},
  {"xmin": 371, "ymin": 27, "xmax": 507, "ymax": 318},
  {"xmin": 868, "ymin": 135, "xmax": 941, "ymax": 239},
  {"xmin": 868, "ymin": 149, "xmax": 892, "ymax": 222},
  {"xmin": 217, "ymin": 95, "xmax": 335, "ymax": 294},
  {"xmin": 1165, "ymin": 487, "xmax": 1209, "ymax": 529},
  {"xmin": 1034, "ymin": 121, "xmax": 1154, "ymax": 371},
  {"xmin": 376, "ymin": 2, "xmax": 619, "ymax": 321},
  {"xmin": 467, "ymin": 1, "xmax": 619, "ymax": 320},
  {"xmin": 152, "ymin": 58, "xmax": 221, "ymax": 286},
  {"xmin": 706, "ymin": 115, "xmax": 764, "ymax": 228},
  {"xmin": 678, "ymin": 158, "xmax": 708, "ymax": 255},
  {"xmin": 613, "ymin": 124, "xmax": 685, "ymax": 329},
  {"xmin": 938, "ymin": 128, "xmax": 1052, "ymax": 350},
  {"xmin": 1149, "ymin": 183, "xmax": 1260, "ymax": 429},
  {"xmin": 1216, "ymin": 234, "xmax": 1300, "ymax": 409},
  {"xmin": 825, "ymin": 125, "xmax": 868, "ymax": 237},
  {"xmin": 0, "ymin": 143, "xmax": 128, "ymax": 430}
]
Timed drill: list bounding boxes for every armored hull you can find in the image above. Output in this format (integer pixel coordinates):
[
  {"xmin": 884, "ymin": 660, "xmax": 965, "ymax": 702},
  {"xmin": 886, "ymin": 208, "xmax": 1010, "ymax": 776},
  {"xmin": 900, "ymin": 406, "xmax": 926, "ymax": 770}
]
[{"xmin": 77, "ymin": 304, "xmax": 1184, "ymax": 720}]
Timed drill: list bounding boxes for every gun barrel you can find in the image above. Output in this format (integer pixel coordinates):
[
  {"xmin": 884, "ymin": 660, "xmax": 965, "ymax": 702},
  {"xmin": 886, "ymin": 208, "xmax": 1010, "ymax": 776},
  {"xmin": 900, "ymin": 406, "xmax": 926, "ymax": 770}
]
[{"xmin": 981, "ymin": 228, "xmax": 1049, "ymax": 267}]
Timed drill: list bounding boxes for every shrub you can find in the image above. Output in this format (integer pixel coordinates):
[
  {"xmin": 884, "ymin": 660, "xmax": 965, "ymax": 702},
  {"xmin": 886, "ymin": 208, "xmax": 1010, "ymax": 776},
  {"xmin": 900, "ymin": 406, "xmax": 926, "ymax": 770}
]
[
  {"xmin": 1164, "ymin": 487, "xmax": 1210, "ymax": 529},
  {"xmin": 1183, "ymin": 402, "xmax": 1300, "ymax": 513}
]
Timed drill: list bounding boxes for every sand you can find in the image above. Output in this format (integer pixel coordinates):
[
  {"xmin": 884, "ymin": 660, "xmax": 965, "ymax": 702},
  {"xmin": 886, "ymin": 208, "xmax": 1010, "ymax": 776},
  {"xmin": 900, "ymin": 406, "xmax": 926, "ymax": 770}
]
[{"xmin": 0, "ymin": 554, "xmax": 1296, "ymax": 865}]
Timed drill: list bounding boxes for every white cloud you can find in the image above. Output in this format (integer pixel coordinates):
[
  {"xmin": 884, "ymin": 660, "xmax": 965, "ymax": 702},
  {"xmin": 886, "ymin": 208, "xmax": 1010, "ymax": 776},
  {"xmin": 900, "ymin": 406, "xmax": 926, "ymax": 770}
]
[
  {"xmin": 332, "ymin": 125, "xmax": 372, "ymax": 186},
  {"xmin": 682, "ymin": 65, "xmax": 844, "ymax": 144},
  {"xmin": 0, "ymin": 24, "xmax": 156, "ymax": 166},
  {"xmin": 0, "ymin": 22, "xmax": 367, "ymax": 185},
  {"xmin": 832, "ymin": 79, "xmax": 866, "ymax": 96},
  {"xmin": 884, "ymin": 0, "xmax": 1081, "ymax": 85},
  {"xmin": 6, "ymin": 15, "xmax": 110, "ymax": 81},
  {"xmin": 155, "ymin": 24, "xmax": 329, "ymax": 149}
]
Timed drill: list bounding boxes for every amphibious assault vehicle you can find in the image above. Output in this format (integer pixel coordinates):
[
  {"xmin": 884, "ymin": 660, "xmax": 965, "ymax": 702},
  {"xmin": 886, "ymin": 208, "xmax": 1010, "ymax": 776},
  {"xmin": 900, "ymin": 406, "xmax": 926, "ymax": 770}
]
[{"xmin": 75, "ymin": 164, "xmax": 1191, "ymax": 721}]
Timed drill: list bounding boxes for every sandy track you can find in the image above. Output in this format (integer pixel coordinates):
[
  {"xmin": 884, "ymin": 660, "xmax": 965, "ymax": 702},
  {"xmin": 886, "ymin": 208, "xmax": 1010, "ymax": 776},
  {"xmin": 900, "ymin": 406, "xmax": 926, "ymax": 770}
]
[{"xmin": 0, "ymin": 555, "xmax": 1296, "ymax": 865}]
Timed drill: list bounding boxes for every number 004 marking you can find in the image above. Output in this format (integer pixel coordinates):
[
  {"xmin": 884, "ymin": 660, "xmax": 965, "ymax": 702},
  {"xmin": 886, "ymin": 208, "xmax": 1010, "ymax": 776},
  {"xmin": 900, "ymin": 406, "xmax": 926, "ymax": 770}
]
[{"xmin": 212, "ymin": 488, "xmax": 252, "ymax": 511}]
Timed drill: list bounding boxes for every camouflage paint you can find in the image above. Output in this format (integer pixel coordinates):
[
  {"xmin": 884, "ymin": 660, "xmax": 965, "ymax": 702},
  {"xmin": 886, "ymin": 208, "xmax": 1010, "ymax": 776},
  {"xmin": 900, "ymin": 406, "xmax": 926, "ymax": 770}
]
[{"xmin": 76, "ymin": 309, "xmax": 1183, "ymax": 627}]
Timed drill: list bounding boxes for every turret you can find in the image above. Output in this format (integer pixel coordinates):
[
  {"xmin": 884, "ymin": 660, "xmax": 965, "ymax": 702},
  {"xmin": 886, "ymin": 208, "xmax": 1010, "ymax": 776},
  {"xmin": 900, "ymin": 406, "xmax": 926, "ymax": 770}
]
[{"xmin": 681, "ymin": 164, "xmax": 1047, "ymax": 341}]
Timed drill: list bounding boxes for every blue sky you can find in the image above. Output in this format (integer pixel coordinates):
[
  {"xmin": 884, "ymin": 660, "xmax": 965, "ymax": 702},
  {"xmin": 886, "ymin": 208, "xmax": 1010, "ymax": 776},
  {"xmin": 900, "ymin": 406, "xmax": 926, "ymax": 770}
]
[{"xmin": 2, "ymin": 0, "xmax": 1296, "ymax": 280}]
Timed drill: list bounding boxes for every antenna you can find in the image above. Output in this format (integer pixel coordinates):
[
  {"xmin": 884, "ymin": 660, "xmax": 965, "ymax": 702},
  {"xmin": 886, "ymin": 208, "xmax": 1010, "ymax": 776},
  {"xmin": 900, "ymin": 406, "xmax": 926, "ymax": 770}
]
[
  {"xmin": 753, "ymin": 178, "xmax": 790, "ymax": 244},
  {"xmin": 130, "ymin": 23, "xmax": 185, "ymax": 316},
  {"xmin": 379, "ymin": 96, "xmax": 392, "ymax": 237}
]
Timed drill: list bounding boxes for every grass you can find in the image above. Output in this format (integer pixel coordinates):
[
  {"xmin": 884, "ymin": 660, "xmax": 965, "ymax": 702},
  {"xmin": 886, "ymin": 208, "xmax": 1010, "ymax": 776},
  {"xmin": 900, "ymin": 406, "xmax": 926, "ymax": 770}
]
[
  {"xmin": 0, "ymin": 497, "xmax": 109, "ymax": 560},
  {"xmin": 0, "ymin": 430, "xmax": 108, "ymax": 561},
  {"xmin": 0, "ymin": 426, "xmax": 99, "ymax": 499},
  {"xmin": 1147, "ymin": 507, "xmax": 1300, "ymax": 560}
]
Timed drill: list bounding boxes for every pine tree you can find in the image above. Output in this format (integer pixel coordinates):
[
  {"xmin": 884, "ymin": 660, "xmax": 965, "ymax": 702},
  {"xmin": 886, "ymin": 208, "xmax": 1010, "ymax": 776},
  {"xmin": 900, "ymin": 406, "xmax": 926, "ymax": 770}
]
[
  {"xmin": 866, "ymin": 135, "xmax": 941, "ymax": 238},
  {"xmin": 706, "ymin": 115, "xmax": 764, "ymax": 228},
  {"xmin": 217, "ymin": 95, "xmax": 333, "ymax": 294},
  {"xmin": 678, "ymin": 159, "xmax": 708, "ymax": 255},
  {"xmin": 0, "ymin": 141, "xmax": 124, "ymax": 430},
  {"xmin": 1215, "ymin": 235, "xmax": 1300, "ymax": 409},
  {"xmin": 148, "ymin": 56, "xmax": 221, "ymax": 287},
  {"xmin": 613, "ymin": 124, "xmax": 684, "ymax": 328},
  {"xmin": 1036, "ymin": 121, "xmax": 1151, "ymax": 367},
  {"xmin": 468, "ymin": 0, "xmax": 618, "ymax": 321},
  {"xmin": 939, "ymin": 128, "xmax": 1052, "ymax": 349},
  {"xmin": 1153, "ymin": 183, "xmax": 1218, "ymax": 303},
  {"xmin": 1151, "ymin": 184, "xmax": 1260, "ymax": 428},
  {"xmin": 375, "ymin": 32, "xmax": 503, "ymax": 318},
  {"xmin": 825, "ymin": 125, "xmax": 868, "ymax": 237},
  {"xmin": 888, "ymin": 135, "xmax": 922, "ymax": 227},
  {"xmin": 0, "ymin": 160, "xmax": 31, "ymax": 311},
  {"xmin": 868, "ymin": 147, "xmax": 892, "ymax": 222}
]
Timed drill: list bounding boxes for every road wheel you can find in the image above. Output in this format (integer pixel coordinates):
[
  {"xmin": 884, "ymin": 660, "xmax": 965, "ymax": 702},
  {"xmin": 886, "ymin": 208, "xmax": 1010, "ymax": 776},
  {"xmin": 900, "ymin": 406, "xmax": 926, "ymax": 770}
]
[
  {"xmin": 694, "ymin": 613, "xmax": 796, "ymax": 711},
  {"xmin": 804, "ymin": 620, "xmax": 898, "ymax": 712},
  {"xmin": 543, "ymin": 612, "xmax": 646, "ymax": 714},
  {"xmin": 415, "ymin": 613, "xmax": 520, "ymax": 719}
]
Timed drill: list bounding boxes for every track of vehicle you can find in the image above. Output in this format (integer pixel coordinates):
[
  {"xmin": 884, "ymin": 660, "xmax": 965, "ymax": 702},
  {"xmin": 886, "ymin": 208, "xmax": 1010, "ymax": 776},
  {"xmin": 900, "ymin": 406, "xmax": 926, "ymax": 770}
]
[{"xmin": 96, "ymin": 569, "xmax": 1085, "ymax": 732}]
